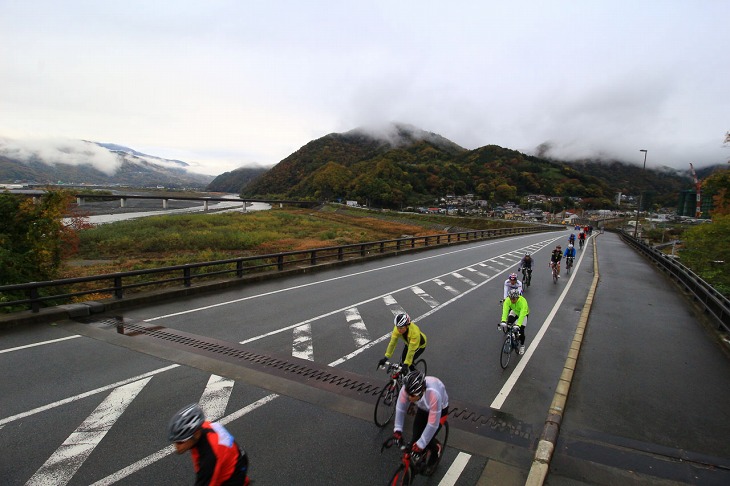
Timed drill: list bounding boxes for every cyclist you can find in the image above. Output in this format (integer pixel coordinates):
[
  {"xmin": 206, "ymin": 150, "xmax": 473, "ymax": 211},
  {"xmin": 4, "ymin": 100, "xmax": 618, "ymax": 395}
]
[
  {"xmin": 392, "ymin": 370, "xmax": 449, "ymax": 475},
  {"xmin": 568, "ymin": 233, "xmax": 576, "ymax": 246},
  {"xmin": 378, "ymin": 312, "xmax": 427, "ymax": 374},
  {"xmin": 499, "ymin": 289, "xmax": 530, "ymax": 355},
  {"xmin": 578, "ymin": 230, "xmax": 586, "ymax": 248},
  {"xmin": 502, "ymin": 273, "xmax": 523, "ymax": 301},
  {"xmin": 563, "ymin": 244, "xmax": 576, "ymax": 270},
  {"xmin": 168, "ymin": 403, "xmax": 250, "ymax": 486},
  {"xmin": 549, "ymin": 245, "xmax": 563, "ymax": 277},
  {"xmin": 518, "ymin": 253, "xmax": 533, "ymax": 274}
]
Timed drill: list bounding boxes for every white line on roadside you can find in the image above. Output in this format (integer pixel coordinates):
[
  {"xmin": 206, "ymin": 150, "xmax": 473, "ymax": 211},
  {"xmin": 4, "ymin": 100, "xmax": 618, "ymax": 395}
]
[
  {"xmin": 0, "ymin": 364, "xmax": 179, "ymax": 426},
  {"xmin": 145, "ymin": 234, "xmax": 547, "ymax": 322},
  {"xmin": 490, "ymin": 242, "xmax": 587, "ymax": 409},
  {"xmin": 0, "ymin": 335, "xmax": 81, "ymax": 354},
  {"xmin": 438, "ymin": 452, "xmax": 472, "ymax": 486}
]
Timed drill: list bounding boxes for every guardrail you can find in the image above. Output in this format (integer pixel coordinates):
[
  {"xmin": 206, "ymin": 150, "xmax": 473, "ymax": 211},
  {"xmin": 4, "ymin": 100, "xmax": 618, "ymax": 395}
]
[
  {"xmin": 619, "ymin": 231, "xmax": 730, "ymax": 333},
  {"xmin": 1, "ymin": 225, "xmax": 560, "ymax": 313}
]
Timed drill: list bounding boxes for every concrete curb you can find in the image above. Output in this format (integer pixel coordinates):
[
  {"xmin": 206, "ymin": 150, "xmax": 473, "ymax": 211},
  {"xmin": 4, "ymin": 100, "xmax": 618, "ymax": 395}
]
[{"xmin": 524, "ymin": 235, "xmax": 601, "ymax": 486}]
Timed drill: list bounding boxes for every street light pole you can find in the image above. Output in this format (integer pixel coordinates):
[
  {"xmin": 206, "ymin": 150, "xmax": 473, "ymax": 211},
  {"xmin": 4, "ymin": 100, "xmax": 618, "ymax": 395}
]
[{"xmin": 634, "ymin": 149, "xmax": 648, "ymax": 238}]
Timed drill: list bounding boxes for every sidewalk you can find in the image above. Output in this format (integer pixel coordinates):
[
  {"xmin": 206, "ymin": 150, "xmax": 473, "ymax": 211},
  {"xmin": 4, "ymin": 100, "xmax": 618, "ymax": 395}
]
[{"xmin": 545, "ymin": 232, "xmax": 730, "ymax": 485}]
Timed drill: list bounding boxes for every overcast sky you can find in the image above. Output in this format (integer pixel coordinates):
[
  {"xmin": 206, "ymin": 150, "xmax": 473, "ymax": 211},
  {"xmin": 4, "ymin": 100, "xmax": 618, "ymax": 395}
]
[{"xmin": 1, "ymin": 0, "xmax": 728, "ymax": 176}]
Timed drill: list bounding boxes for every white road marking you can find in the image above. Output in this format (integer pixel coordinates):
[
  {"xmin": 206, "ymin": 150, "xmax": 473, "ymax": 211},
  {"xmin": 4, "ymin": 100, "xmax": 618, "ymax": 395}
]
[
  {"xmin": 412, "ymin": 286, "xmax": 440, "ymax": 308},
  {"xmin": 345, "ymin": 308, "xmax": 371, "ymax": 347},
  {"xmin": 0, "ymin": 364, "xmax": 179, "ymax": 427},
  {"xmin": 434, "ymin": 278, "xmax": 459, "ymax": 295},
  {"xmin": 0, "ymin": 335, "xmax": 81, "ymax": 354},
  {"xmin": 293, "ymin": 323, "xmax": 314, "ymax": 360},
  {"xmin": 199, "ymin": 375, "xmax": 234, "ymax": 421},
  {"xmin": 383, "ymin": 295, "xmax": 398, "ymax": 306},
  {"xmin": 26, "ymin": 378, "xmax": 150, "ymax": 486},
  {"xmin": 451, "ymin": 272, "xmax": 477, "ymax": 287},
  {"xmin": 146, "ymin": 235, "xmax": 550, "ymax": 322},
  {"xmin": 465, "ymin": 267, "xmax": 489, "ymax": 278},
  {"xmin": 438, "ymin": 452, "xmax": 472, "ymax": 485},
  {"xmin": 490, "ymin": 242, "xmax": 587, "ymax": 409},
  {"xmin": 89, "ymin": 394, "xmax": 278, "ymax": 486}
]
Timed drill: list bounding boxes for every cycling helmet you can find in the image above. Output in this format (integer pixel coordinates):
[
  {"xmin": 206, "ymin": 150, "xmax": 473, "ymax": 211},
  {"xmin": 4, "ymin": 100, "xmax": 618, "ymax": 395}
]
[
  {"xmin": 168, "ymin": 403, "xmax": 205, "ymax": 442},
  {"xmin": 508, "ymin": 289, "xmax": 521, "ymax": 300},
  {"xmin": 394, "ymin": 312, "xmax": 410, "ymax": 328},
  {"xmin": 568, "ymin": 244, "xmax": 574, "ymax": 249},
  {"xmin": 570, "ymin": 234, "xmax": 575, "ymax": 238},
  {"xmin": 556, "ymin": 245, "xmax": 562, "ymax": 249},
  {"xmin": 403, "ymin": 369, "xmax": 426, "ymax": 396},
  {"xmin": 525, "ymin": 253, "xmax": 531, "ymax": 257},
  {"xmin": 509, "ymin": 273, "xmax": 517, "ymax": 280}
]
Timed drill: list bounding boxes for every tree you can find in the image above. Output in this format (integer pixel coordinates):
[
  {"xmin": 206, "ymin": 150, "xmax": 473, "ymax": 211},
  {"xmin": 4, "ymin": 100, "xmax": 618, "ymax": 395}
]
[
  {"xmin": 680, "ymin": 214, "xmax": 730, "ymax": 297},
  {"xmin": 0, "ymin": 190, "xmax": 82, "ymax": 286}
]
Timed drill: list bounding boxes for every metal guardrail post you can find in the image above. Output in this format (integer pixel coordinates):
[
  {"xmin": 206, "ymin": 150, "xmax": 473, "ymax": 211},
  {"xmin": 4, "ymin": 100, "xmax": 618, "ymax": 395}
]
[
  {"xmin": 236, "ymin": 261, "xmax": 244, "ymax": 278},
  {"xmin": 114, "ymin": 276, "xmax": 123, "ymax": 298},
  {"xmin": 183, "ymin": 267, "xmax": 191, "ymax": 287},
  {"xmin": 310, "ymin": 250, "xmax": 317, "ymax": 265},
  {"xmin": 30, "ymin": 287, "xmax": 40, "ymax": 313},
  {"xmin": 338, "ymin": 247, "xmax": 344, "ymax": 260},
  {"xmin": 277, "ymin": 255, "xmax": 284, "ymax": 271}
]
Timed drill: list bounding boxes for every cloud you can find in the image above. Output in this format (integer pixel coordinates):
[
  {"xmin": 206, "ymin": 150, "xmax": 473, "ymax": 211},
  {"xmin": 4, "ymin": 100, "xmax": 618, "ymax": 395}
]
[{"xmin": 0, "ymin": 137, "xmax": 122, "ymax": 176}]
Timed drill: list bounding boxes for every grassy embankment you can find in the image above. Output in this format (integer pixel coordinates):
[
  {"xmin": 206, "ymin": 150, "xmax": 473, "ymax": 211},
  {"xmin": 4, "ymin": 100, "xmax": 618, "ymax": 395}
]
[{"xmin": 64, "ymin": 205, "xmax": 462, "ymax": 278}]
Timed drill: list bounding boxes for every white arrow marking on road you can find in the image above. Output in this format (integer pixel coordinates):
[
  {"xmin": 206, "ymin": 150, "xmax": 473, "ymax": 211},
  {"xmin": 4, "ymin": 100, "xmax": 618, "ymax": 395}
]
[
  {"xmin": 199, "ymin": 375, "xmax": 234, "ymax": 422},
  {"xmin": 26, "ymin": 378, "xmax": 150, "ymax": 486},
  {"xmin": 293, "ymin": 323, "xmax": 314, "ymax": 360},
  {"xmin": 345, "ymin": 308, "xmax": 371, "ymax": 347}
]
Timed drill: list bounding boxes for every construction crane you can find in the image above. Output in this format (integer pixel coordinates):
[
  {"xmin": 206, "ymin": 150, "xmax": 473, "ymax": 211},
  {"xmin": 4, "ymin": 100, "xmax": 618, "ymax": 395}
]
[{"xmin": 689, "ymin": 163, "xmax": 702, "ymax": 218}]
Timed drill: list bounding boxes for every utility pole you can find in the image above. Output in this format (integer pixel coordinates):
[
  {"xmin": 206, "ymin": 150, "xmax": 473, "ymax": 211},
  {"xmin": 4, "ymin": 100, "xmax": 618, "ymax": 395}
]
[{"xmin": 634, "ymin": 149, "xmax": 648, "ymax": 238}]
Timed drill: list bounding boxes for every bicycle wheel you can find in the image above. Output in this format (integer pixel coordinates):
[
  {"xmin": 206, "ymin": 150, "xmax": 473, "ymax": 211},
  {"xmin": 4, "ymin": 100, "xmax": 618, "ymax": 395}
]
[
  {"xmin": 500, "ymin": 334, "xmax": 512, "ymax": 369},
  {"xmin": 374, "ymin": 381, "xmax": 398, "ymax": 427},
  {"xmin": 552, "ymin": 267, "xmax": 558, "ymax": 283},
  {"xmin": 413, "ymin": 359, "xmax": 427, "ymax": 376},
  {"xmin": 389, "ymin": 464, "xmax": 413, "ymax": 486},
  {"xmin": 422, "ymin": 420, "xmax": 450, "ymax": 477}
]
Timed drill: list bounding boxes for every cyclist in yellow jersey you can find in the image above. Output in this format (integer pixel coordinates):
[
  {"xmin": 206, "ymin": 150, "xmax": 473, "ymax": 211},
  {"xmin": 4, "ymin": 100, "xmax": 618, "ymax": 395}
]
[
  {"xmin": 499, "ymin": 289, "xmax": 530, "ymax": 355},
  {"xmin": 378, "ymin": 312, "xmax": 427, "ymax": 373}
]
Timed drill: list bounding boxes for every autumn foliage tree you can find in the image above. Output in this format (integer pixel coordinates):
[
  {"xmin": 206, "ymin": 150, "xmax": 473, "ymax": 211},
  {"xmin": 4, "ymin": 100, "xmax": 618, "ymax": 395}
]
[{"xmin": 0, "ymin": 190, "xmax": 84, "ymax": 286}]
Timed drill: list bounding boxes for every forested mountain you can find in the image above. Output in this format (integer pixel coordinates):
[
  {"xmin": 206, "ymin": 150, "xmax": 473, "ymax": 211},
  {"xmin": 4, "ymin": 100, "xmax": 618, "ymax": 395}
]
[
  {"xmin": 206, "ymin": 166, "xmax": 269, "ymax": 193},
  {"xmin": 237, "ymin": 123, "xmax": 695, "ymax": 209}
]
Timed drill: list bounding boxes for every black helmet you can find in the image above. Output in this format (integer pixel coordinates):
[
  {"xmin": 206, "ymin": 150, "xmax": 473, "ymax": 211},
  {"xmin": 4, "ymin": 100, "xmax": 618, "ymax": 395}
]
[
  {"xmin": 394, "ymin": 312, "xmax": 410, "ymax": 328},
  {"xmin": 168, "ymin": 403, "xmax": 204, "ymax": 442},
  {"xmin": 403, "ymin": 369, "xmax": 425, "ymax": 396}
]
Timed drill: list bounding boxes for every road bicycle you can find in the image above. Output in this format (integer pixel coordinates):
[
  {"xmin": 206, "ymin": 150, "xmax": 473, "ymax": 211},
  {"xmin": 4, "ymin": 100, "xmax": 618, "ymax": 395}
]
[
  {"xmin": 550, "ymin": 261, "xmax": 559, "ymax": 283},
  {"xmin": 565, "ymin": 256, "xmax": 574, "ymax": 274},
  {"xmin": 579, "ymin": 238, "xmax": 585, "ymax": 250},
  {"xmin": 381, "ymin": 419, "xmax": 449, "ymax": 485},
  {"xmin": 520, "ymin": 267, "xmax": 532, "ymax": 289},
  {"xmin": 374, "ymin": 360, "xmax": 428, "ymax": 427},
  {"xmin": 499, "ymin": 323, "xmax": 522, "ymax": 369}
]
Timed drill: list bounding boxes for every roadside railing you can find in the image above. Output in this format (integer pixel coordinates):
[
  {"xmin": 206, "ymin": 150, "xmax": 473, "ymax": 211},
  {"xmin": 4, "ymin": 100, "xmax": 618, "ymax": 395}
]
[
  {"xmin": 619, "ymin": 231, "xmax": 730, "ymax": 333},
  {"xmin": 1, "ymin": 225, "xmax": 559, "ymax": 313}
]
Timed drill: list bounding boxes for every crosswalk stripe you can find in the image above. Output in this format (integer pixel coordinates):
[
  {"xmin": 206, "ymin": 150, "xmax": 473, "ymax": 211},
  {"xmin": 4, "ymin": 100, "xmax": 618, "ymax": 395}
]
[
  {"xmin": 451, "ymin": 272, "xmax": 477, "ymax": 287},
  {"xmin": 26, "ymin": 378, "xmax": 150, "ymax": 486},
  {"xmin": 199, "ymin": 375, "xmax": 234, "ymax": 422},
  {"xmin": 465, "ymin": 267, "xmax": 489, "ymax": 278},
  {"xmin": 433, "ymin": 278, "xmax": 459, "ymax": 295},
  {"xmin": 345, "ymin": 308, "xmax": 371, "ymax": 346},
  {"xmin": 412, "ymin": 286, "xmax": 440, "ymax": 308},
  {"xmin": 293, "ymin": 324, "xmax": 314, "ymax": 360}
]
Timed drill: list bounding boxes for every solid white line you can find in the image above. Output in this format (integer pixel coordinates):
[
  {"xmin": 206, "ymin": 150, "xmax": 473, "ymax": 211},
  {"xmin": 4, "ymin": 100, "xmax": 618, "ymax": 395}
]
[
  {"xmin": 0, "ymin": 364, "xmax": 179, "ymax": 427},
  {"xmin": 438, "ymin": 452, "xmax": 472, "ymax": 486},
  {"xmin": 199, "ymin": 375, "xmax": 234, "ymax": 422},
  {"xmin": 89, "ymin": 394, "xmax": 278, "ymax": 486},
  {"xmin": 26, "ymin": 378, "xmax": 150, "ymax": 486},
  {"xmin": 0, "ymin": 335, "xmax": 81, "ymax": 354},
  {"xmin": 490, "ymin": 244, "xmax": 587, "ymax": 409}
]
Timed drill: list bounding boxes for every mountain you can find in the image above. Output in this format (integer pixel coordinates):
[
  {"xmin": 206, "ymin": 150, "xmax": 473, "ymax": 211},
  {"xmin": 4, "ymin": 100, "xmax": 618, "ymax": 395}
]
[
  {"xmin": 206, "ymin": 166, "xmax": 269, "ymax": 193},
  {"xmin": 0, "ymin": 141, "xmax": 214, "ymax": 189},
  {"xmin": 237, "ymin": 123, "xmax": 695, "ymax": 209}
]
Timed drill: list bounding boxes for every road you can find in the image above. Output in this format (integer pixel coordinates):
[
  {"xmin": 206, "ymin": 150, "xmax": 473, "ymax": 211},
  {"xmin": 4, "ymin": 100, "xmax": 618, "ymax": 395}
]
[{"xmin": 1, "ymin": 231, "xmax": 728, "ymax": 485}]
